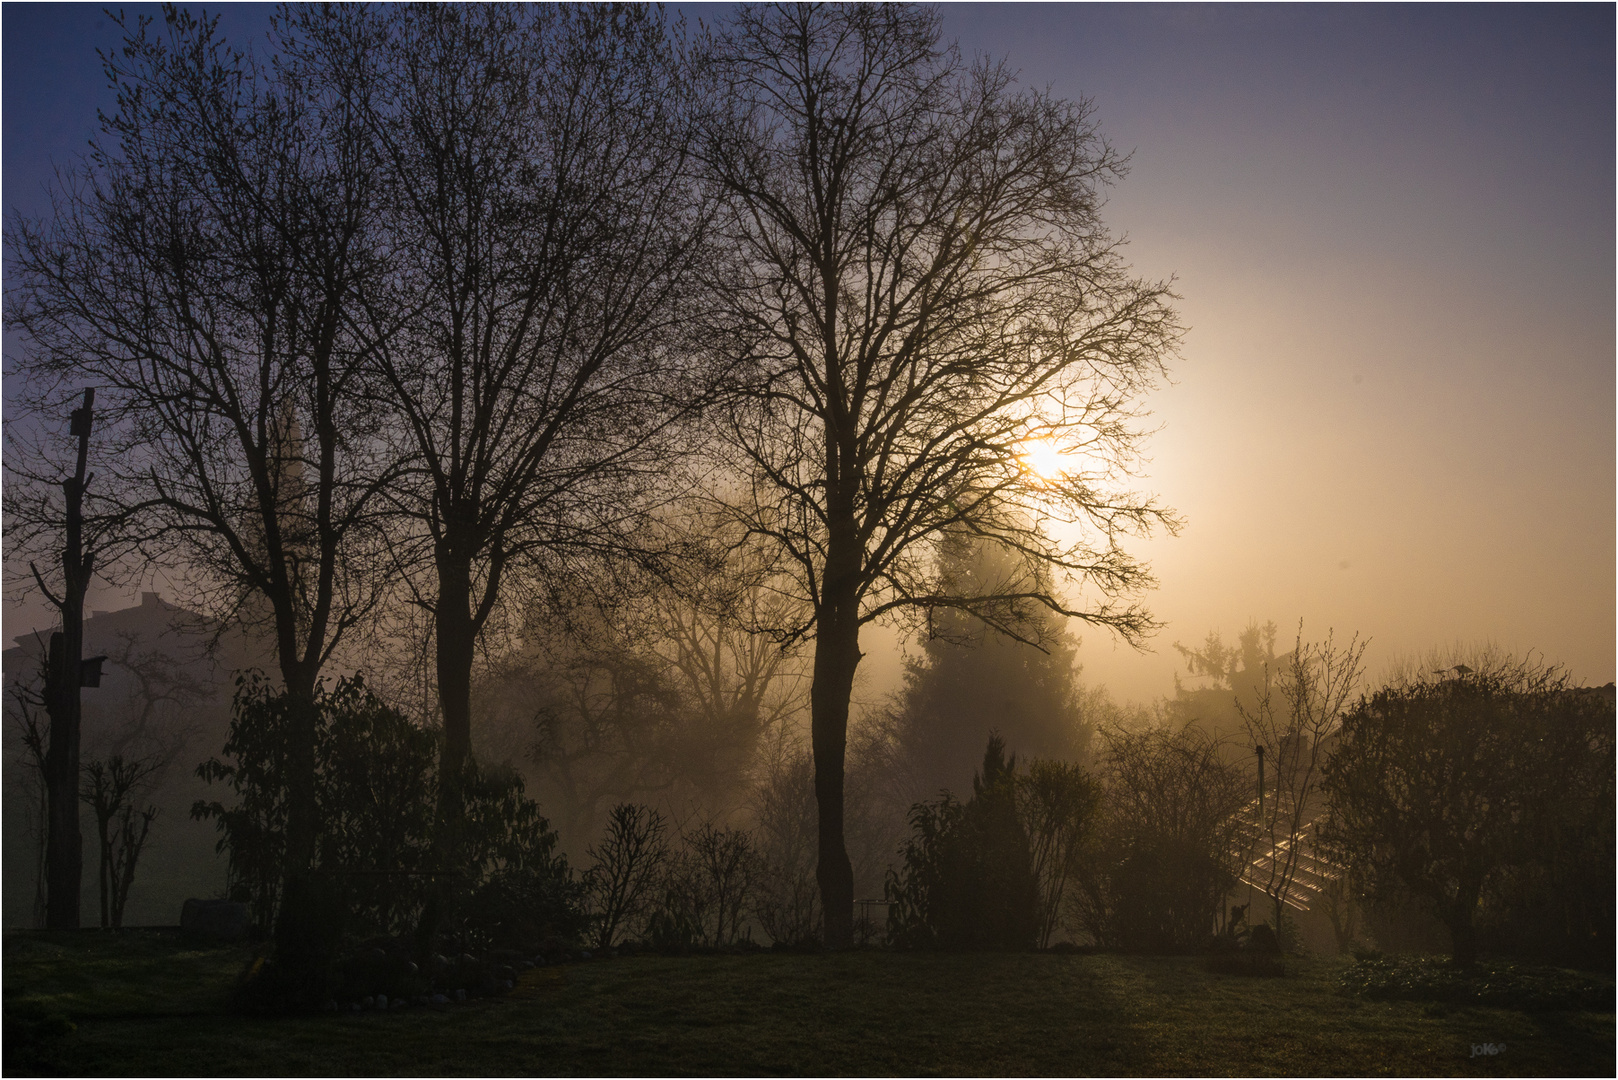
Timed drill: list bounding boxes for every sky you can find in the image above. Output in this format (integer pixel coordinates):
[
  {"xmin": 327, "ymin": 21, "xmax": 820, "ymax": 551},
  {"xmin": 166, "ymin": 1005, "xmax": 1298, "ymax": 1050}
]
[{"xmin": 3, "ymin": 3, "xmax": 1613, "ymax": 705}]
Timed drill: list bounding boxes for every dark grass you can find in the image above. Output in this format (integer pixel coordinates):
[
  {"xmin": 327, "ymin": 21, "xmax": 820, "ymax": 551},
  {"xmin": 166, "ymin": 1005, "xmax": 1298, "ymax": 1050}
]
[{"xmin": 5, "ymin": 929, "xmax": 1612, "ymax": 1076}]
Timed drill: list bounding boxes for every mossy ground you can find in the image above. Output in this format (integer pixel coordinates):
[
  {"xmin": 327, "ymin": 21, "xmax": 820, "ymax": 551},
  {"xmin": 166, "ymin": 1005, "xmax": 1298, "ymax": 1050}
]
[{"xmin": 4, "ymin": 929, "xmax": 1611, "ymax": 1076}]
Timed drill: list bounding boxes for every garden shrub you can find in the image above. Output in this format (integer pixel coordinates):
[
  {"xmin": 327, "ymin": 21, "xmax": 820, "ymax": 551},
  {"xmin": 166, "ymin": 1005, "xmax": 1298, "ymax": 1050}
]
[
  {"xmin": 1068, "ymin": 724, "xmax": 1245, "ymax": 952},
  {"xmin": 583, "ymin": 803, "xmax": 671, "ymax": 949},
  {"xmin": 196, "ymin": 674, "xmax": 582, "ymax": 953},
  {"xmin": 1338, "ymin": 955, "xmax": 1616, "ymax": 1012},
  {"xmin": 886, "ymin": 737, "xmax": 1040, "ymax": 950}
]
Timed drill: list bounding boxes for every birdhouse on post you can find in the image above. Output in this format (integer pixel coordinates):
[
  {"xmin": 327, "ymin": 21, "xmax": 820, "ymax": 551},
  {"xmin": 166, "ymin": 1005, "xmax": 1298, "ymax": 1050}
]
[{"xmin": 80, "ymin": 655, "xmax": 107, "ymax": 688}]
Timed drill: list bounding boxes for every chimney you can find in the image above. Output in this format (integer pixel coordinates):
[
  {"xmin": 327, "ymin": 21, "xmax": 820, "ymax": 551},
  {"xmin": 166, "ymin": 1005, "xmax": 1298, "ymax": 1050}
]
[{"xmin": 142, "ymin": 591, "xmax": 161, "ymax": 607}]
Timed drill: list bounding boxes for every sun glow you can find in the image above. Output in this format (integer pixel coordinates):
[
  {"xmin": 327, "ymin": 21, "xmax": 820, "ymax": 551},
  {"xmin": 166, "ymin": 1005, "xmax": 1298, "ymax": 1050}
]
[{"xmin": 1019, "ymin": 437, "xmax": 1071, "ymax": 483}]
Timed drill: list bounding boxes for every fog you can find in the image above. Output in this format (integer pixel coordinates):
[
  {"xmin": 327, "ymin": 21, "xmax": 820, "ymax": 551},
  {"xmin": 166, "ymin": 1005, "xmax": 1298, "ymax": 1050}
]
[{"xmin": 2, "ymin": 5, "xmax": 1609, "ymax": 960}]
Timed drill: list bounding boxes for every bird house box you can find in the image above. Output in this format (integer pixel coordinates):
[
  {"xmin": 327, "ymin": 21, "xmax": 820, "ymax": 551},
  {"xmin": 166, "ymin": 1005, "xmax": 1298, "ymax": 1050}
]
[{"xmin": 80, "ymin": 655, "xmax": 107, "ymax": 688}]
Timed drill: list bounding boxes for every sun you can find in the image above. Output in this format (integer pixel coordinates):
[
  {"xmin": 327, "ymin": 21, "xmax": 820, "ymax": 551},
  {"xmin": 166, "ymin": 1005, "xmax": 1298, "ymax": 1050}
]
[{"xmin": 1019, "ymin": 437, "xmax": 1070, "ymax": 483}]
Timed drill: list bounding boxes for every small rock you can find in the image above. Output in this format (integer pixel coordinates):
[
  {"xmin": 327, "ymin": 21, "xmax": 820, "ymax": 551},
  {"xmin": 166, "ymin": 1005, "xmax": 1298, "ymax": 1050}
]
[
  {"xmin": 350, "ymin": 1002, "xmax": 362, "ymax": 1013},
  {"xmin": 322, "ymin": 999, "xmax": 338, "ymax": 1013},
  {"xmin": 501, "ymin": 979, "xmax": 514, "ymax": 991},
  {"xmin": 431, "ymin": 994, "xmax": 449, "ymax": 1006},
  {"xmin": 455, "ymin": 988, "xmax": 466, "ymax": 1003},
  {"xmin": 376, "ymin": 994, "xmax": 388, "ymax": 1010},
  {"xmin": 518, "ymin": 960, "xmax": 535, "ymax": 971},
  {"xmin": 579, "ymin": 950, "xmax": 592, "ymax": 961},
  {"xmin": 362, "ymin": 996, "xmax": 376, "ymax": 1010}
]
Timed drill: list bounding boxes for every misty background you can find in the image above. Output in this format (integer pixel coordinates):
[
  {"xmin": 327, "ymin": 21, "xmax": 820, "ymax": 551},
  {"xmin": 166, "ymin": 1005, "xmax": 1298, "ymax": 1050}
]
[
  {"xmin": 6, "ymin": 4, "xmax": 1610, "ymax": 706},
  {"xmin": 2, "ymin": 3, "xmax": 1612, "ymax": 935}
]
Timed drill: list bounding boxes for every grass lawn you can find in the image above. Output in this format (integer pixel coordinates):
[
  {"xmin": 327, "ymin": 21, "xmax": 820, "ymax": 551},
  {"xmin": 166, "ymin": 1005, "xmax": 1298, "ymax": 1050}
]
[{"xmin": 4, "ymin": 930, "xmax": 1611, "ymax": 1076}]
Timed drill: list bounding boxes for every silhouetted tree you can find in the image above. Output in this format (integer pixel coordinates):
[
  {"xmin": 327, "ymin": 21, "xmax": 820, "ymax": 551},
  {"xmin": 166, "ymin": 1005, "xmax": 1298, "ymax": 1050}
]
[
  {"xmin": 477, "ymin": 560, "xmax": 805, "ymax": 847},
  {"xmin": 887, "ymin": 736, "xmax": 1042, "ymax": 950},
  {"xmin": 306, "ymin": 4, "xmax": 711, "ymax": 817},
  {"xmin": 583, "ymin": 803, "xmax": 671, "ymax": 949},
  {"xmin": 6, "ymin": 6, "xmax": 397, "ymax": 974},
  {"xmin": 1070, "ymin": 724, "xmax": 1246, "ymax": 950},
  {"xmin": 80, "ymin": 755, "xmax": 161, "ymax": 928},
  {"xmin": 698, "ymin": 3, "xmax": 1180, "ymax": 946},
  {"xmin": 873, "ymin": 534, "xmax": 1093, "ymax": 807},
  {"xmin": 2, "ymin": 385, "xmax": 120, "ymax": 929},
  {"xmin": 1320, "ymin": 655, "xmax": 1613, "ymax": 967},
  {"xmin": 1235, "ymin": 623, "xmax": 1366, "ymax": 939},
  {"xmin": 1164, "ymin": 621, "xmax": 1278, "ymax": 742}
]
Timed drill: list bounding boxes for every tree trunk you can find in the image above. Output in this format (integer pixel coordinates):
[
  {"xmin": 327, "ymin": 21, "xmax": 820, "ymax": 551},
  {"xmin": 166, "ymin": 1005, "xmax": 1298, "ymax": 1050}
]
[
  {"xmin": 270, "ymin": 672, "xmax": 333, "ymax": 1003},
  {"xmin": 433, "ymin": 542, "xmax": 478, "ymax": 840},
  {"xmin": 413, "ymin": 542, "xmax": 478, "ymax": 962},
  {"xmin": 435, "ymin": 555, "xmax": 477, "ymax": 777},
  {"xmin": 44, "ymin": 625, "xmax": 84, "ymax": 929},
  {"xmin": 97, "ymin": 815, "xmax": 111, "ymax": 929},
  {"xmin": 810, "ymin": 566, "xmax": 862, "ymax": 950}
]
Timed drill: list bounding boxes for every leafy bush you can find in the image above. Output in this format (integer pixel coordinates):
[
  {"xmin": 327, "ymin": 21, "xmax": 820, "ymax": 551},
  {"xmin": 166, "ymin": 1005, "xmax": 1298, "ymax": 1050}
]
[
  {"xmin": 1019, "ymin": 759, "xmax": 1100, "ymax": 948},
  {"xmin": 448, "ymin": 765, "xmax": 585, "ymax": 951},
  {"xmin": 1321, "ymin": 663, "xmax": 1614, "ymax": 967},
  {"xmin": 196, "ymin": 674, "xmax": 581, "ymax": 951},
  {"xmin": 1068, "ymin": 725, "xmax": 1246, "ymax": 952},
  {"xmin": 886, "ymin": 737, "xmax": 1040, "ymax": 950}
]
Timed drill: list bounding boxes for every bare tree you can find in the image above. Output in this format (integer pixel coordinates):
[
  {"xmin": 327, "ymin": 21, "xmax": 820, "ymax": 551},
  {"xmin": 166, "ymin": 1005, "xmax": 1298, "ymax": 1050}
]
[
  {"xmin": 1236, "ymin": 623, "xmax": 1366, "ymax": 940},
  {"xmin": 9, "ymin": 660, "xmax": 54, "ymax": 927},
  {"xmin": 583, "ymin": 803, "xmax": 671, "ymax": 949},
  {"xmin": 6, "ymin": 6, "xmax": 396, "ymax": 982},
  {"xmin": 80, "ymin": 755, "xmax": 162, "ymax": 928},
  {"xmin": 483, "ymin": 567, "xmax": 804, "ymax": 847},
  {"xmin": 1017, "ymin": 758, "xmax": 1101, "ymax": 948},
  {"xmin": 96, "ymin": 630, "xmax": 214, "ymax": 767},
  {"xmin": 1070, "ymin": 724, "xmax": 1247, "ymax": 950},
  {"xmin": 312, "ymin": 5, "xmax": 711, "ymax": 815},
  {"xmin": 697, "ymin": 3, "xmax": 1180, "ymax": 944},
  {"xmin": 6, "ymin": 388, "xmax": 110, "ymax": 928}
]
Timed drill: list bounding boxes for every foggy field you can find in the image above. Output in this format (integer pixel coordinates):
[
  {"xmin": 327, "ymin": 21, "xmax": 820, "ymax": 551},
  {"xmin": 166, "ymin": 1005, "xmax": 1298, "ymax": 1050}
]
[{"xmin": 5, "ymin": 930, "xmax": 1611, "ymax": 1077}]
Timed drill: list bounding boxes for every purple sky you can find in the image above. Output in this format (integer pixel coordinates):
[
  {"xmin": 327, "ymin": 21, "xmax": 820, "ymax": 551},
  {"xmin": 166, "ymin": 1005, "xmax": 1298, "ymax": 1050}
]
[{"xmin": 4, "ymin": 3, "xmax": 1613, "ymax": 702}]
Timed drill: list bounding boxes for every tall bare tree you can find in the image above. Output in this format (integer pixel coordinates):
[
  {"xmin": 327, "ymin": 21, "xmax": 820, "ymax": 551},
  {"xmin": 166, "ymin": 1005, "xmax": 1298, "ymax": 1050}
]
[
  {"xmin": 697, "ymin": 3, "xmax": 1180, "ymax": 944},
  {"xmin": 6, "ymin": 6, "xmax": 394, "ymax": 984},
  {"xmin": 1236, "ymin": 623, "xmax": 1366, "ymax": 939},
  {"xmin": 315, "ymin": 5, "xmax": 711, "ymax": 811}
]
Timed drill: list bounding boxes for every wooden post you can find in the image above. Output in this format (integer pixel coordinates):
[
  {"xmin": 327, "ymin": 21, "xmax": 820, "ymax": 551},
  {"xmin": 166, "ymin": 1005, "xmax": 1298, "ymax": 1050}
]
[
  {"xmin": 42, "ymin": 388, "xmax": 95, "ymax": 929},
  {"xmin": 1256, "ymin": 744, "xmax": 1266, "ymax": 821}
]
